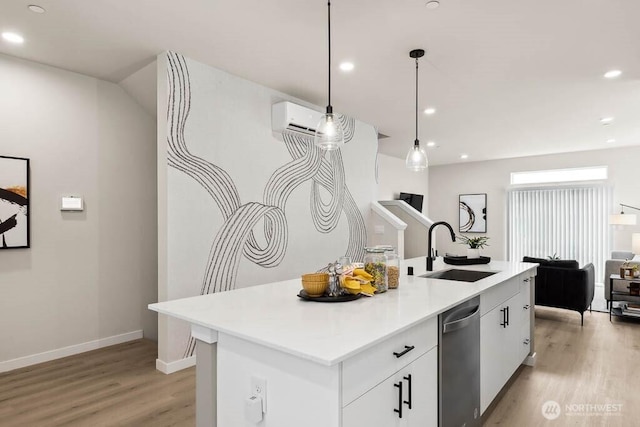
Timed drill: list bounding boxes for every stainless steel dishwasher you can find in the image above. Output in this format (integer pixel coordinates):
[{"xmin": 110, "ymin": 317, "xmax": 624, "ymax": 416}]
[{"xmin": 439, "ymin": 296, "xmax": 481, "ymax": 427}]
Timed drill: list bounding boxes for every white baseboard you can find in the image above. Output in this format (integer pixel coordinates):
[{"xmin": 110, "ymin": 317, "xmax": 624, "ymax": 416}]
[
  {"xmin": 155, "ymin": 355, "xmax": 196, "ymax": 374},
  {"xmin": 0, "ymin": 330, "xmax": 143, "ymax": 373}
]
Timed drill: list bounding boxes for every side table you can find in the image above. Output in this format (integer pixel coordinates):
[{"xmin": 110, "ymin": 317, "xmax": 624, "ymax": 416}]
[{"xmin": 609, "ymin": 274, "xmax": 640, "ymax": 321}]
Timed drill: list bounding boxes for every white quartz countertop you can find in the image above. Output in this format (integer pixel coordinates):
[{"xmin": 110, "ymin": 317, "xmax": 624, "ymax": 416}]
[{"xmin": 149, "ymin": 258, "xmax": 537, "ymax": 366}]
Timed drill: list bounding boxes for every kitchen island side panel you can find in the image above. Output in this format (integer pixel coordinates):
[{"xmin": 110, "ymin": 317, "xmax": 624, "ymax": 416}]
[{"xmin": 217, "ymin": 333, "xmax": 341, "ymax": 427}]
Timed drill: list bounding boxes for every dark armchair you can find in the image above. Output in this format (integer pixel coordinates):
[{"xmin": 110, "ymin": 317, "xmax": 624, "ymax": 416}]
[{"xmin": 523, "ymin": 257, "xmax": 595, "ymax": 326}]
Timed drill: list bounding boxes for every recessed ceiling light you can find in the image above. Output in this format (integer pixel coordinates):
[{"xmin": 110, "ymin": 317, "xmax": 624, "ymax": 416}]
[
  {"xmin": 424, "ymin": 107, "xmax": 436, "ymax": 115},
  {"xmin": 339, "ymin": 62, "xmax": 354, "ymax": 72},
  {"xmin": 600, "ymin": 117, "xmax": 614, "ymax": 124},
  {"xmin": 426, "ymin": 141, "xmax": 436, "ymax": 147},
  {"xmin": 426, "ymin": 1, "xmax": 440, "ymax": 9},
  {"xmin": 2, "ymin": 32, "xmax": 24, "ymax": 44},
  {"xmin": 460, "ymin": 154, "xmax": 468, "ymax": 160},
  {"xmin": 606, "ymin": 139, "xmax": 616, "ymax": 143},
  {"xmin": 604, "ymin": 70, "xmax": 622, "ymax": 79},
  {"xmin": 28, "ymin": 5, "xmax": 46, "ymax": 13}
]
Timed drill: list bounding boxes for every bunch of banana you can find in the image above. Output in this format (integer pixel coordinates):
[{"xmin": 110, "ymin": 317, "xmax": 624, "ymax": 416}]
[{"xmin": 340, "ymin": 268, "xmax": 376, "ymax": 296}]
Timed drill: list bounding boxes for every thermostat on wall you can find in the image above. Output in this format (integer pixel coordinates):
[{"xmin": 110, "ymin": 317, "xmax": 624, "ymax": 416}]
[{"xmin": 61, "ymin": 196, "xmax": 84, "ymax": 211}]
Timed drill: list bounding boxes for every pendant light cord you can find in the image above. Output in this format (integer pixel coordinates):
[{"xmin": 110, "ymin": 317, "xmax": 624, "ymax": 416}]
[
  {"xmin": 415, "ymin": 57, "xmax": 419, "ymax": 146},
  {"xmin": 327, "ymin": 1, "xmax": 332, "ymax": 113}
]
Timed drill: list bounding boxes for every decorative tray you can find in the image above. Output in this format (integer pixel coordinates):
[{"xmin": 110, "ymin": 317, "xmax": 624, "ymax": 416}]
[
  {"xmin": 443, "ymin": 255, "xmax": 491, "ymax": 265},
  {"xmin": 297, "ymin": 290, "xmax": 362, "ymax": 303}
]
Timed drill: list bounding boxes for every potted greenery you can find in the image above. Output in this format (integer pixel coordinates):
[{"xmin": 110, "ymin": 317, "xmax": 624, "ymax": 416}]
[{"xmin": 458, "ymin": 235, "xmax": 490, "ymax": 259}]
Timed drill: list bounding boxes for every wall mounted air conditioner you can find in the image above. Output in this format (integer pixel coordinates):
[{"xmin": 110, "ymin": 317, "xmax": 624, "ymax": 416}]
[{"xmin": 272, "ymin": 101, "xmax": 322, "ymax": 137}]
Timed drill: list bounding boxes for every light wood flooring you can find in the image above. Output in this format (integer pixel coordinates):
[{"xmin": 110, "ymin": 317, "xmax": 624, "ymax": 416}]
[
  {"xmin": 0, "ymin": 340, "xmax": 195, "ymax": 426},
  {"xmin": 2, "ymin": 308, "xmax": 639, "ymax": 426}
]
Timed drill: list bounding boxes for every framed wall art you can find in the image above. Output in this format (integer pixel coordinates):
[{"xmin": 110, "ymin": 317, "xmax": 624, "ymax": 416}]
[
  {"xmin": 0, "ymin": 156, "xmax": 30, "ymax": 249},
  {"xmin": 459, "ymin": 193, "xmax": 486, "ymax": 233}
]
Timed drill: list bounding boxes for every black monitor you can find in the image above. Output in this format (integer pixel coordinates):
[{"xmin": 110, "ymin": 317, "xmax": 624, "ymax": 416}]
[{"xmin": 398, "ymin": 192, "xmax": 424, "ymax": 213}]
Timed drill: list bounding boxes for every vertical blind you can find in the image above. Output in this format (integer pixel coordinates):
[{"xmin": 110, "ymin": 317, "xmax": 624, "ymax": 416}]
[{"xmin": 507, "ymin": 184, "xmax": 611, "ymax": 283}]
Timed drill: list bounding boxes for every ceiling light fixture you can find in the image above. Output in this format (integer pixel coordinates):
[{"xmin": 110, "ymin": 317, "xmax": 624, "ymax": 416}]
[
  {"xmin": 460, "ymin": 154, "xmax": 469, "ymax": 160},
  {"xmin": 339, "ymin": 62, "xmax": 354, "ymax": 72},
  {"xmin": 405, "ymin": 49, "xmax": 428, "ymax": 172},
  {"xmin": 604, "ymin": 70, "xmax": 622, "ymax": 79},
  {"xmin": 426, "ymin": 141, "xmax": 436, "ymax": 148},
  {"xmin": 600, "ymin": 117, "xmax": 614, "ymax": 124},
  {"xmin": 314, "ymin": 1, "xmax": 345, "ymax": 151},
  {"xmin": 424, "ymin": 107, "xmax": 436, "ymax": 115},
  {"xmin": 426, "ymin": 1, "xmax": 440, "ymax": 9},
  {"xmin": 28, "ymin": 5, "xmax": 46, "ymax": 13},
  {"xmin": 2, "ymin": 32, "xmax": 24, "ymax": 44}
]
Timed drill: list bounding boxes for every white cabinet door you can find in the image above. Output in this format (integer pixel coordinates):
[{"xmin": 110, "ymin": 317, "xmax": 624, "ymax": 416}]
[
  {"xmin": 504, "ymin": 293, "xmax": 522, "ymax": 376},
  {"xmin": 405, "ymin": 347, "xmax": 438, "ymax": 427},
  {"xmin": 518, "ymin": 278, "xmax": 532, "ymax": 362},
  {"xmin": 343, "ymin": 349, "xmax": 438, "ymax": 427},
  {"xmin": 342, "ymin": 371, "xmax": 403, "ymax": 427},
  {"xmin": 480, "ymin": 304, "xmax": 506, "ymax": 413}
]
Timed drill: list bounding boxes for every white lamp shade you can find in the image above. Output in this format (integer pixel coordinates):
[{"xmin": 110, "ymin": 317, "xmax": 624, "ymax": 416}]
[
  {"xmin": 609, "ymin": 213, "xmax": 637, "ymax": 225},
  {"xmin": 314, "ymin": 113, "xmax": 344, "ymax": 151},
  {"xmin": 405, "ymin": 145, "xmax": 428, "ymax": 171},
  {"xmin": 633, "ymin": 233, "xmax": 640, "ymax": 255}
]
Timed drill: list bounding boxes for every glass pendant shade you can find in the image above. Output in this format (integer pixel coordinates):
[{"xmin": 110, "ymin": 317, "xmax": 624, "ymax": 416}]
[
  {"xmin": 405, "ymin": 142, "xmax": 428, "ymax": 171},
  {"xmin": 314, "ymin": 1, "xmax": 344, "ymax": 151},
  {"xmin": 406, "ymin": 49, "xmax": 428, "ymax": 171},
  {"xmin": 314, "ymin": 112, "xmax": 345, "ymax": 151}
]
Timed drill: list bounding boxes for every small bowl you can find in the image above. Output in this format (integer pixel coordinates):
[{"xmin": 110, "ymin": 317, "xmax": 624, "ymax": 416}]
[
  {"xmin": 301, "ymin": 273, "xmax": 329, "ymax": 282},
  {"xmin": 301, "ymin": 273, "xmax": 329, "ymax": 297}
]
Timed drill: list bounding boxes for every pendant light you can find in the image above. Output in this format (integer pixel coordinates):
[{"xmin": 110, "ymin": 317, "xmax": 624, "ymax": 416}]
[
  {"xmin": 405, "ymin": 49, "xmax": 428, "ymax": 171},
  {"xmin": 314, "ymin": 1, "xmax": 345, "ymax": 151}
]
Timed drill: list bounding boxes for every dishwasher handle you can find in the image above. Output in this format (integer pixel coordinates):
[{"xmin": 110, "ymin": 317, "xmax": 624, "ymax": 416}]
[{"xmin": 442, "ymin": 305, "xmax": 480, "ymax": 334}]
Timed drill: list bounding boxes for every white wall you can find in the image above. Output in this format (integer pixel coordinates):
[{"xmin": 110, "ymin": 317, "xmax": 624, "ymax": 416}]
[
  {"xmin": 0, "ymin": 53, "xmax": 157, "ymax": 370},
  {"xmin": 158, "ymin": 52, "xmax": 377, "ymax": 364},
  {"xmin": 428, "ymin": 146, "xmax": 640, "ymax": 260},
  {"xmin": 377, "ymin": 153, "xmax": 429, "ymax": 214}
]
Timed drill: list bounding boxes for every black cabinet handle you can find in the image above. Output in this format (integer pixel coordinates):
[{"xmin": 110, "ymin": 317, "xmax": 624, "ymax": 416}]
[
  {"xmin": 394, "ymin": 381, "xmax": 403, "ymax": 418},
  {"xmin": 506, "ymin": 306, "xmax": 510, "ymax": 326},
  {"xmin": 523, "ymin": 304, "xmax": 530, "ymax": 310},
  {"xmin": 403, "ymin": 374, "xmax": 412, "ymax": 409},
  {"xmin": 524, "ymin": 278, "xmax": 530, "ymax": 283},
  {"xmin": 500, "ymin": 308, "xmax": 507, "ymax": 328},
  {"xmin": 393, "ymin": 345, "xmax": 415, "ymax": 358}
]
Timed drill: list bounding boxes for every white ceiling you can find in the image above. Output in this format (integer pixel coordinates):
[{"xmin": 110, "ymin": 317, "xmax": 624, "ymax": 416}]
[{"xmin": 2, "ymin": 0, "xmax": 640, "ymax": 165}]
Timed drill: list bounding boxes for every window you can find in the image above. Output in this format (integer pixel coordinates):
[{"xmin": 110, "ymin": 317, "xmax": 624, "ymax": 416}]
[
  {"xmin": 507, "ymin": 184, "xmax": 611, "ymax": 282},
  {"xmin": 510, "ymin": 166, "xmax": 608, "ymax": 185}
]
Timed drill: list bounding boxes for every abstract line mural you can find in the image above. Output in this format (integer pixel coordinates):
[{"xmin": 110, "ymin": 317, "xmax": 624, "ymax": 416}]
[
  {"xmin": 165, "ymin": 53, "xmax": 368, "ymax": 357},
  {"xmin": 0, "ymin": 156, "xmax": 30, "ymax": 249}
]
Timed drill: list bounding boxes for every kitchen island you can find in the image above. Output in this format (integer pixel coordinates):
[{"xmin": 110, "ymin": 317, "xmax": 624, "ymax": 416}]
[{"xmin": 149, "ymin": 257, "xmax": 537, "ymax": 426}]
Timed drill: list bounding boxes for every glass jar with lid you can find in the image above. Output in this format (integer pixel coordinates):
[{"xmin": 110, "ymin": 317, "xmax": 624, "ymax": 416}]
[
  {"xmin": 364, "ymin": 247, "xmax": 388, "ymax": 293},
  {"xmin": 380, "ymin": 247, "xmax": 400, "ymax": 289}
]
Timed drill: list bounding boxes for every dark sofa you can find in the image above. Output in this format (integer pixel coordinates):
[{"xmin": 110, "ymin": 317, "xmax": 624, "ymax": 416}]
[{"xmin": 523, "ymin": 257, "xmax": 595, "ymax": 325}]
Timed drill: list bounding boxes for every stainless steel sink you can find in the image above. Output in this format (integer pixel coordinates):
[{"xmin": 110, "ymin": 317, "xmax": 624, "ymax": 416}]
[{"xmin": 420, "ymin": 269, "xmax": 497, "ymax": 282}]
